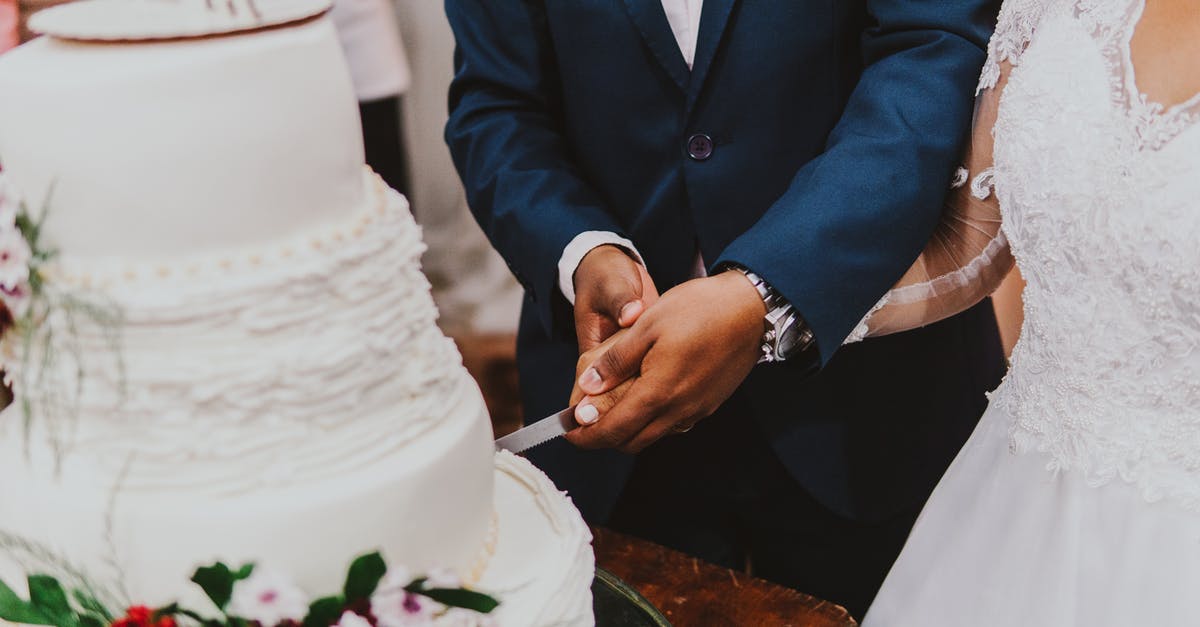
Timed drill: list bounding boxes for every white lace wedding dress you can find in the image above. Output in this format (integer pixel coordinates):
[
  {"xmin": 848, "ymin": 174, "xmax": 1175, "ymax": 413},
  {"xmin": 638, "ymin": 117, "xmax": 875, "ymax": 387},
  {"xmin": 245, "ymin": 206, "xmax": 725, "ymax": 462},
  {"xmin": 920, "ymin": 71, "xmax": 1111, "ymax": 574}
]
[{"xmin": 856, "ymin": 0, "xmax": 1200, "ymax": 623}]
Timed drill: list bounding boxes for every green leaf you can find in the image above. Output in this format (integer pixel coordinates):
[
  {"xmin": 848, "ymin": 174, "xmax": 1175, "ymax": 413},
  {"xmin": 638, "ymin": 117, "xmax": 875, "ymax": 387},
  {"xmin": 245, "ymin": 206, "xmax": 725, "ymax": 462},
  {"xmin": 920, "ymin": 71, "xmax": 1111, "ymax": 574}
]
[
  {"xmin": 0, "ymin": 578, "xmax": 56, "ymax": 625},
  {"xmin": 342, "ymin": 552, "xmax": 387, "ymax": 601},
  {"xmin": 78, "ymin": 616, "xmax": 103, "ymax": 627},
  {"xmin": 191, "ymin": 562, "xmax": 236, "ymax": 610},
  {"xmin": 301, "ymin": 595, "xmax": 344, "ymax": 627},
  {"xmin": 72, "ymin": 590, "xmax": 113, "ymax": 622},
  {"xmin": 27, "ymin": 575, "xmax": 77, "ymax": 627},
  {"xmin": 418, "ymin": 588, "xmax": 500, "ymax": 614},
  {"xmin": 233, "ymin": 564, "xmax": 255, "ymax": 582}
]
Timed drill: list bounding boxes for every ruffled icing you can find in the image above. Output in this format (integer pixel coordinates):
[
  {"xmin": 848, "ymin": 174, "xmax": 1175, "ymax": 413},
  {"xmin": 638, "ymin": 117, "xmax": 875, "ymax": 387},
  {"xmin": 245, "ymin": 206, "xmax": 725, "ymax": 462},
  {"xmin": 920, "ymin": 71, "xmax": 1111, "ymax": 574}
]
[{"xmin": 1, "ymin": 171, "xmax": 465, "ymax": 496}]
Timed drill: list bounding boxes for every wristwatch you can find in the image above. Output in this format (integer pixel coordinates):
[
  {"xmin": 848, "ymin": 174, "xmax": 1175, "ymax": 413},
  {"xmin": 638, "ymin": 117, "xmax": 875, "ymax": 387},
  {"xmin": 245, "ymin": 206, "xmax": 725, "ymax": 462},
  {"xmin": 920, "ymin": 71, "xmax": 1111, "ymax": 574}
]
[{"xmin": 730, "ymin": 267, "xmax": 816, "ymax": 363}]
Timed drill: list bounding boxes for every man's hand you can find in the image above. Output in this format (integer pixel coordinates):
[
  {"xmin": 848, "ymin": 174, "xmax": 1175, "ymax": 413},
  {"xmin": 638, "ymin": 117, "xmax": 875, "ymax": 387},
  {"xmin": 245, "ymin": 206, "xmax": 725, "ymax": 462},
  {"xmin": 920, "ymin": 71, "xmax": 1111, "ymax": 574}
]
[
  {"xmin": 565, "ymin": 270, "xmax": 766, "ymax": 453},
  {"xmin": 573, "ymin": 245, "xmax": 659, "ymax": 354},
  {"xmin": 570, "ymin": 330, "xmax": 636, "ymax": 425}
]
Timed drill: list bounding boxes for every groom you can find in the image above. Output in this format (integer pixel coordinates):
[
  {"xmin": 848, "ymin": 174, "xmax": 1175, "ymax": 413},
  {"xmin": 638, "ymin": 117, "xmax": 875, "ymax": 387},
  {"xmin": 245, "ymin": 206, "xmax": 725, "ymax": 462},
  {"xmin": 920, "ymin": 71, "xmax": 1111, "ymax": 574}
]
[{"xmin": 445, "ymin": 0, "xmax": 1005, "ymax": 617}]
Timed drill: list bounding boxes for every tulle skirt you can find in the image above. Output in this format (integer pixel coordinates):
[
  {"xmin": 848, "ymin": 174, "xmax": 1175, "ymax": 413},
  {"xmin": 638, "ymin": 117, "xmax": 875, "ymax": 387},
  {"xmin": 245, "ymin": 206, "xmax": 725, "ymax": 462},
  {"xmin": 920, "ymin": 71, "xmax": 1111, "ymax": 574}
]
[{"xmin": 863, "ymin": 404, "xmax": 1200, "ymax": 626}]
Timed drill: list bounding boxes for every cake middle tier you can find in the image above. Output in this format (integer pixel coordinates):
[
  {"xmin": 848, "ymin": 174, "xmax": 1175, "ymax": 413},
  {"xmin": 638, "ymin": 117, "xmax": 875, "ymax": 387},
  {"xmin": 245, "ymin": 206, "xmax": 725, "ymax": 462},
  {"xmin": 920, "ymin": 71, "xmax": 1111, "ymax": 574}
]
[{"xmin": 5, "ymin": 172, "xmax": 466, "ymax": 488}]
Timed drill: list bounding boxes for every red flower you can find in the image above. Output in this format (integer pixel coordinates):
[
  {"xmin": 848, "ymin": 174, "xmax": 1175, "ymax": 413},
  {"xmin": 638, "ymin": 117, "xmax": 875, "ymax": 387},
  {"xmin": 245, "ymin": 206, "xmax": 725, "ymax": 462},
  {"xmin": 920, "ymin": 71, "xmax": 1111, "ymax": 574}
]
[{"xmin": 109, "ymin": 606, "xmax": 175, "ymax": 627}]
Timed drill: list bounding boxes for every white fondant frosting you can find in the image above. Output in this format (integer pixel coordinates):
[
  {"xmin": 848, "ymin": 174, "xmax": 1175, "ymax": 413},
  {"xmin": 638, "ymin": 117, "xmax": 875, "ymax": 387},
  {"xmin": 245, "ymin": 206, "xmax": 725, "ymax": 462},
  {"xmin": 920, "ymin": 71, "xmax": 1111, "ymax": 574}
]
[
  {"xmin": 479, "ymin": 453, "xmax": 595, "ymax": 627},
  {"xmin": 0, "ymin": 9, "xmax": 594, "ymax": 626},
  {"xmin": 0, "ymin": 15, "xmax": 364, "ymax": 260}
]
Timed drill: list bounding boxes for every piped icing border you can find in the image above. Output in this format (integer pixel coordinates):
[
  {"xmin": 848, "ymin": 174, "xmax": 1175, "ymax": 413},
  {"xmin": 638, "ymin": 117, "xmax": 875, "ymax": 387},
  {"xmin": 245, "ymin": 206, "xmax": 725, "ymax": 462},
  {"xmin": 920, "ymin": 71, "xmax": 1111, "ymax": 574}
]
[
  {"xmin": 30, "ymin": 0, "xmax": 332, "ymax": 42},
  {"xmin": 41, "ymin": 169, "xmax": 395, "ymax": 294}
]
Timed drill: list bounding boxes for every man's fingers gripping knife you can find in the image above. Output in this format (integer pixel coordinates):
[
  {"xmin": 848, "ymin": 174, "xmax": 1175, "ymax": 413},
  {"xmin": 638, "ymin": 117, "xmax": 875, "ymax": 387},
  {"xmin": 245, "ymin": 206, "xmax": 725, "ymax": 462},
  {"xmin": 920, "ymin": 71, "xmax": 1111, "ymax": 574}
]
[
  {"xmin": 572, "ymin": 377, "xmax": 634, "ymax": 426},
  {"xmin": 565, "ymin": 381, "xmax": 667, "ymax": 450},
  {"xmin": 577, "ymin": 328, "xmax": 652, "ymax": 397}
]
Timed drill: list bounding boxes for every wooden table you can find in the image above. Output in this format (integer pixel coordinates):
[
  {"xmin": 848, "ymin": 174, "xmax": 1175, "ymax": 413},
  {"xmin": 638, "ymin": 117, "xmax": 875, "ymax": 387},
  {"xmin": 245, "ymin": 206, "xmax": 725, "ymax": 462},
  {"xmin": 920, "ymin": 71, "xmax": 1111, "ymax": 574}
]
[{"xmin": 594, "ymin": 527, "xmax": 857, "ymax": 627}]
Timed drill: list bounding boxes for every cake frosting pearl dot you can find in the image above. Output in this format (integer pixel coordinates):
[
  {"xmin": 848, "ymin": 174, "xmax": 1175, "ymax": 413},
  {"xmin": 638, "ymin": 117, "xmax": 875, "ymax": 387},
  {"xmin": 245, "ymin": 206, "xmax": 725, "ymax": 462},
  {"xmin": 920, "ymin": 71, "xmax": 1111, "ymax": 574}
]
[{"xmin": 32, "ymin": 169, "xmax": 399, "ymax": 288}]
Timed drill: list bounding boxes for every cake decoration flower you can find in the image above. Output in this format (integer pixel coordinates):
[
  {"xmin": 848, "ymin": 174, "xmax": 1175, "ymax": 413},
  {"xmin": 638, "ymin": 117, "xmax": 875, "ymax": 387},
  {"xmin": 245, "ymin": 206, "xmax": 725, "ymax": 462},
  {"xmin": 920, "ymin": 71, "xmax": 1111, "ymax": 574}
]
[
  {"xmin": 0, "ymin": 222, "xmax": 32, "ymax": 293},
  {"xmin": 0, "ymin": 552, "xmax": 498, "ymax": 627},
  {"xmin": 226, "ymin": 567, "xmax": 310, "ymax": 626},
  {"xmin": 110, "ymin": 606, "xmax": 177, "ymax": 627},
  {"xmin": 0, "ymin": 279, "xmax": 30, "ymax": 320},
  {"xmin": 371, "ymin": 567, "xmax": 439, "ymax": 627},
  {"xmin": 333, "ymin": 610, "xmax": 374, "ymax": 627},
  {"xmin": 0, "ymin": 174, "xmax": 40, "ymax": 326}
]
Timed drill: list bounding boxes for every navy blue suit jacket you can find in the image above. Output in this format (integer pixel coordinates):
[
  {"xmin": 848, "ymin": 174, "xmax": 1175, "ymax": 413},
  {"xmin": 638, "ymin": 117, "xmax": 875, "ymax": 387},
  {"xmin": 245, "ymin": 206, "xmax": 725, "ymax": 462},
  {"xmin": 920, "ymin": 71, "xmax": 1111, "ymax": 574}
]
[{"xmin": 445, "ymin": 0, "xmax": 1006, "ymax": 523}]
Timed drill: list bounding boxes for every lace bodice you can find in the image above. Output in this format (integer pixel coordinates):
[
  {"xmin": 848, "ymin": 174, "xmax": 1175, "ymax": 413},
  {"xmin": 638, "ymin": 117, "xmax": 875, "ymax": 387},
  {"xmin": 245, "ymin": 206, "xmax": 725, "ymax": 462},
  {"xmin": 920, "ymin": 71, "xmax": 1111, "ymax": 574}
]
[
  {"xmin": 991, "ymin": 0, "xmax": 1200, "ymax": 508},
  {"xmin": 852, "ymin": 0, "xmax": 1200, "ymax": 508}
]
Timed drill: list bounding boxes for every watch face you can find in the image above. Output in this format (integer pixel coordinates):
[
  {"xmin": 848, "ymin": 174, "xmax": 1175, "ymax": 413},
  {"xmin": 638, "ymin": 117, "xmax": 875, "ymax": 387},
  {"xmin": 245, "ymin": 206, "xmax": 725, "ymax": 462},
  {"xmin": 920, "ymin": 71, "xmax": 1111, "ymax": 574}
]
[{"xmin": 777, "ymin": 319, "xmax": 805, "ymax": 359}]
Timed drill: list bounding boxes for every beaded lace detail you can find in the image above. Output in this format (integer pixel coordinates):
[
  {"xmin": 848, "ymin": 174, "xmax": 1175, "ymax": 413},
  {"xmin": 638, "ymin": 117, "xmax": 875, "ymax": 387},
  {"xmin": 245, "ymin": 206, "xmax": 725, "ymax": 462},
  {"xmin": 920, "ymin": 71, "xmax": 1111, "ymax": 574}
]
[
  {"xmin": 988, "ymin": 0, "xmax": 1200, "ymax": 508},
  {"xmin": 979, "ymin": 0, "xmax": 1054, "ymax": 91}
]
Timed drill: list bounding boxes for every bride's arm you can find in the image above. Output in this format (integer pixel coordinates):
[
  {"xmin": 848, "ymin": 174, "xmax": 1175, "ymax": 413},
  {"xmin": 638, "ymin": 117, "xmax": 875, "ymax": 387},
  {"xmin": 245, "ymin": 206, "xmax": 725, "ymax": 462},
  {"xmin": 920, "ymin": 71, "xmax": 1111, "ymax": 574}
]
[{"xmin": 847, "ymin": 64, "xmax": 1014, "ymax": 342}]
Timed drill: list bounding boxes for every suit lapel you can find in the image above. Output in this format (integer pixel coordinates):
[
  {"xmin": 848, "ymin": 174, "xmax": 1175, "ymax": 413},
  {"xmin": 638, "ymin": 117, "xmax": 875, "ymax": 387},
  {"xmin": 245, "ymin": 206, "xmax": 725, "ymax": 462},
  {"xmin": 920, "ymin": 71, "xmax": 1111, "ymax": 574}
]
[
  {"xmin": 686, "ymin": 0, "xmax": 739, "ymax": 113},
  {"xmin": 621, "ymin": 0, "xmax": 690, "ymax": 93}
]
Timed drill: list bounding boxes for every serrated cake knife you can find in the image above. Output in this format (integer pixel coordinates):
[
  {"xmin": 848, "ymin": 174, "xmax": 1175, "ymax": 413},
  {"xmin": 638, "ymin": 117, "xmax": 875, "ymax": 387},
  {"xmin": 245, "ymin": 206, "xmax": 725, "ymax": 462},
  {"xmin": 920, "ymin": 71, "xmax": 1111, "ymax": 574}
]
[{"xmin": 495, "ymin": 406, "xmax": 578, "ymax": 454}]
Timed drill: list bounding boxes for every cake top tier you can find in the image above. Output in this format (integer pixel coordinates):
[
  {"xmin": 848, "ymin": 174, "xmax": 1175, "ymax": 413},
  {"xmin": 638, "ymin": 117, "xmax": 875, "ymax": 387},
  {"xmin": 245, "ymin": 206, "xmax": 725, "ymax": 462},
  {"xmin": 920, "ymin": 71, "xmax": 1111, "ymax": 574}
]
[
  {"xmin": 30, "ymin": 0, "xmax": 332, "ymax": 42},
  {"xmin": 0, "ymin": 6, "xmax": 364, "ymax": 262}
]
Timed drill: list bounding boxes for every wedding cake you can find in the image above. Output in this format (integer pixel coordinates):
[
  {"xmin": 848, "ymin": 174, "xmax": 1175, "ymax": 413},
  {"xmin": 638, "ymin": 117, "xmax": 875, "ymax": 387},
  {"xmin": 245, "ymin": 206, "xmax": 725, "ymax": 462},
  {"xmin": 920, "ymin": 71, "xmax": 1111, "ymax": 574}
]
[{"xmin": 0, "ymin": 2, "xmax": 593, "ymax": 625}]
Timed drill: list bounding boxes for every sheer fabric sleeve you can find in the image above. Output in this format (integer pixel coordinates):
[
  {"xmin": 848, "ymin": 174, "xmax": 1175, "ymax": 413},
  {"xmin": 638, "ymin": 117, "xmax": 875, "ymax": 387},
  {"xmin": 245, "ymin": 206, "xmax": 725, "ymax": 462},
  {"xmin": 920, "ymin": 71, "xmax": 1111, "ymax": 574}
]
[{"xmin": 846, "ymin": 63, "xmax": 1015, "ymax": 343}]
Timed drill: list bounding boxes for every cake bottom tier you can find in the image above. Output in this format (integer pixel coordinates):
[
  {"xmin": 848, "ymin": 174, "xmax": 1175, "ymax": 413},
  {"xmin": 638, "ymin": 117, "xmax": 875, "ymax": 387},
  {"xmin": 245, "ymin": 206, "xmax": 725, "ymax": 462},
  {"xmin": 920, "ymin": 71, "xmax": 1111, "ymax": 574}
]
[
  {"xmin": 0, "ymin": 371, "xmax": 497, "ymax": 609},
  {"xmin": 479, "ymin": 452, "xmax": 595, "ymax": 627}
]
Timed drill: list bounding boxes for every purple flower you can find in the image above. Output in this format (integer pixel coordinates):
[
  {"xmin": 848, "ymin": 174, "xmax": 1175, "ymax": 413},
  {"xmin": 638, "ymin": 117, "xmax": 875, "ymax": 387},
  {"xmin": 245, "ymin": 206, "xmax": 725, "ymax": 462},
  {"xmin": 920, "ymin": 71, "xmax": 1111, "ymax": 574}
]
[
  {"xmin": 371, "ymin": 567, "xmax": 438, "ymax": 627},
  {"xmin": 0, "ymin": 226, "xmax": 31, "ymax": 293},
  {"xmin": 226, "ymin": 568, "xmax": 310, "ymax": 626},
  {"xmin": 1, "ymin": 279, "xmax": 30, "ymax": 320}
]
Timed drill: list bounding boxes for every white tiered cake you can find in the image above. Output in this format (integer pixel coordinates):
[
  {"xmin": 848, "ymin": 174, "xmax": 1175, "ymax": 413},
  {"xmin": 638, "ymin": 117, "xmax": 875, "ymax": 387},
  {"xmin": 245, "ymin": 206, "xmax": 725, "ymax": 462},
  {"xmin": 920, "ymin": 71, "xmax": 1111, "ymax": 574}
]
[{"xmin": 0, "ymin": 3, "xmax": 592, "ymax": 625}]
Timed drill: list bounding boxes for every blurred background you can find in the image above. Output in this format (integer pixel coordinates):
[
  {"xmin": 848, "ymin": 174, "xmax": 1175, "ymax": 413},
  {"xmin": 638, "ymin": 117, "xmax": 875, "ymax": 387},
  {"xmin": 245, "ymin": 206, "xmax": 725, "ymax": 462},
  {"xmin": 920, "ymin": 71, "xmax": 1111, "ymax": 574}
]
[{"xmin": 0, "ymin": 0, "xmax": 1024, "ymax": 436}]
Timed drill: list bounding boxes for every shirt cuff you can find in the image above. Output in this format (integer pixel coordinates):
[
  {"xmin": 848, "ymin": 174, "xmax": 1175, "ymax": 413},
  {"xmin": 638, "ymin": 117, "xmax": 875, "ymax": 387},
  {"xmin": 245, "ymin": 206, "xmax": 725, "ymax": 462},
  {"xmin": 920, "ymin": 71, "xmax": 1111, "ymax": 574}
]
[{"xmin": 557, "ymin": 231, "xmax": 645, "ymax": 305}]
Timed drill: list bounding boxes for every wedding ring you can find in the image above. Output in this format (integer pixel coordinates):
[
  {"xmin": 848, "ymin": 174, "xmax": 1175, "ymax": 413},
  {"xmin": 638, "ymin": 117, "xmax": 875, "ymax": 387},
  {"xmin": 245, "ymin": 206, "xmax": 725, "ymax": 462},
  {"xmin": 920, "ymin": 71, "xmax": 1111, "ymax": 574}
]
[{"xmin": 674, "ymin": 423, "xmax": 694, "ymax": 433}]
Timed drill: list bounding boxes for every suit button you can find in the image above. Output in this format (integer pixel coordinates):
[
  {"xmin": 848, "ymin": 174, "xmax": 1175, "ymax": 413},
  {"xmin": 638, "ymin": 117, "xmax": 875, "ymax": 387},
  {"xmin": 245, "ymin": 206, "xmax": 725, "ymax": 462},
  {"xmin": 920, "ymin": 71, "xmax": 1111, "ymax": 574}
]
[{"xmin": 687, "ymin": 134, "xmax": 714, "ymax": 161}]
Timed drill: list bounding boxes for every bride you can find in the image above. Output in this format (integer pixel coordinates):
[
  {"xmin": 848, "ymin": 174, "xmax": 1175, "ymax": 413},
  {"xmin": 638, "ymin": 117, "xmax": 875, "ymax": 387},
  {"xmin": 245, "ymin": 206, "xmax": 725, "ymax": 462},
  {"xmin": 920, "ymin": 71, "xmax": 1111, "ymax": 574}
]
[{"xmin": 855, "ymin": 0, "xmax": 1200, "ymax": 622}]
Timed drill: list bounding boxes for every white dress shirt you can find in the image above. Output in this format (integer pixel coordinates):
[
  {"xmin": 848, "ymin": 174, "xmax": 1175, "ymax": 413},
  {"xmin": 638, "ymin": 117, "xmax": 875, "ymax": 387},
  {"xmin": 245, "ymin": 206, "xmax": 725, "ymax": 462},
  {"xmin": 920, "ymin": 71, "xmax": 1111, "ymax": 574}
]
[{"xmin": 557, "ymin": 0, "xmax": 705, "ymax": 304}]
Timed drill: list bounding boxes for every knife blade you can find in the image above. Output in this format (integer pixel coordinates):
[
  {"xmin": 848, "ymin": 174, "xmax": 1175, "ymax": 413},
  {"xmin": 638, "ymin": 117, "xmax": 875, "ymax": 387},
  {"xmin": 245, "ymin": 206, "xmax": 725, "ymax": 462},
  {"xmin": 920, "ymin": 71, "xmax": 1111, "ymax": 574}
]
[{"xmin": 495, "ymin": 405, "xmax": 579, "ymax": 454}]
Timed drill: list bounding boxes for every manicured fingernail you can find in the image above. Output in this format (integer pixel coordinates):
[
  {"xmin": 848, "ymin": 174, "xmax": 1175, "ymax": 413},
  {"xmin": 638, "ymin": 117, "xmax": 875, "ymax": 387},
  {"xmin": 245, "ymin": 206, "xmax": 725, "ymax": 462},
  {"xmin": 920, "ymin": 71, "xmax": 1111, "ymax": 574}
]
[
  {"xmin": 579, "ymin": 367, "xmax": 602, "ymax": 391},
  {"xmin": 576, "ymin": 403, "xmax": 599, "ymax": 425},
  {"xmin": 618, "ymin": 300, "xmax": 644, "ymax": 326}
]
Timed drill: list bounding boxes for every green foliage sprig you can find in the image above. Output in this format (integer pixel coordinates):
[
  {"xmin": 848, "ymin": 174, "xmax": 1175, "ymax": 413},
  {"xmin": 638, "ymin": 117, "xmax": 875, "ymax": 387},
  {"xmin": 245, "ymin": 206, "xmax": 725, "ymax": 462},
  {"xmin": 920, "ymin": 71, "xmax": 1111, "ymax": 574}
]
[{"xmin": 0, "ymin": 551, "xmax": 499, "ymax": 627}]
